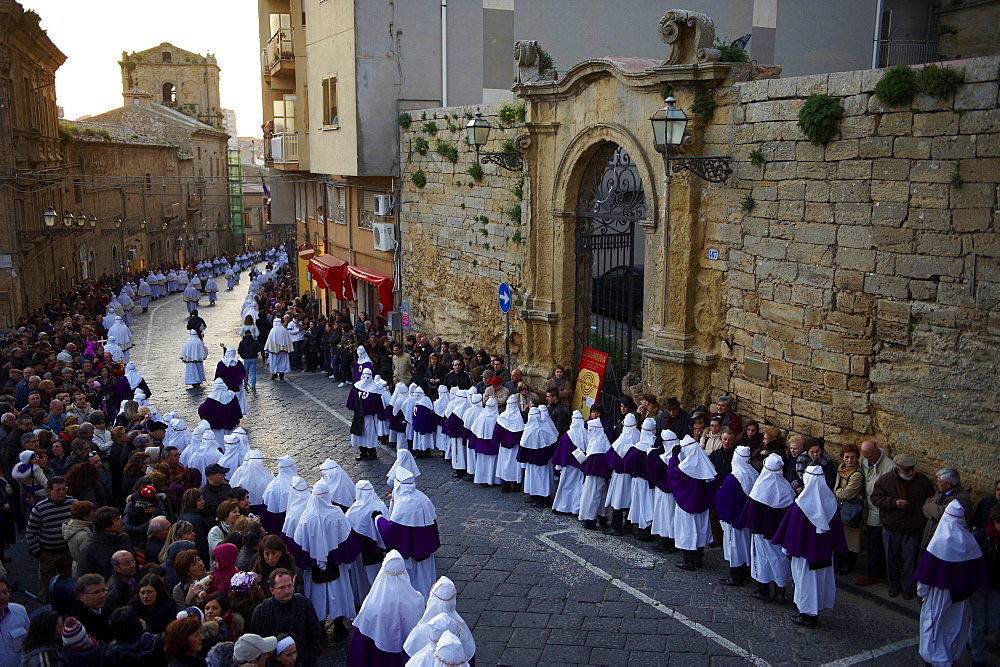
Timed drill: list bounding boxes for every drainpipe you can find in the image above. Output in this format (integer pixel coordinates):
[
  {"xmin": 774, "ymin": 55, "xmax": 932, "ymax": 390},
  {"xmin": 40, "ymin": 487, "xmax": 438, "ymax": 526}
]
[
  {"xmin": 441, "ymin": 1, "xmax": 448, "ymax": 107},
  {"xmin": 872, "ymin": 0, "xmax": 885, "ymax": 69}
]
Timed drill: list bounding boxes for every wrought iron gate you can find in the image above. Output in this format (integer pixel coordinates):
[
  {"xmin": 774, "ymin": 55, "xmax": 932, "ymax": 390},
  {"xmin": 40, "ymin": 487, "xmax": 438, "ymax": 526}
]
[{"xmin": 575, "ymin": 144, "xmax": 646, "ymax": 410}]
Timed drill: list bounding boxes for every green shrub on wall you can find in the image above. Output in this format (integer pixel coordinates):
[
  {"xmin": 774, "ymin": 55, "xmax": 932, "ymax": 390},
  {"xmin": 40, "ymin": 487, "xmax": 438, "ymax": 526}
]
[
  {"xmin": 434, "ymin": 141, "xmax": 458, "ymax": 163},
  {"xmin": 917, "ymin": 64, "xmax": 965, "ymax": 100},
  {"xmin": 691, "ymin": 94, "xmax": 717, "ymax": 122},
  {"xmin": 396, "ymin": 112, "xmax": 412, "ymax": 129},
  {"xmin": 413, "ymin": 137, "xmax": 429, "ymax": 155},
  {"xmin": 875, "ymin": 64, "xmax": 918, "ymax": 107},
  {"xmin": 410, "ymin": 170, "xmax": 426, "ymax": 188},
  {"xmin": 797, "ymin": 94, "xmax": 843, "ymax": 145}
]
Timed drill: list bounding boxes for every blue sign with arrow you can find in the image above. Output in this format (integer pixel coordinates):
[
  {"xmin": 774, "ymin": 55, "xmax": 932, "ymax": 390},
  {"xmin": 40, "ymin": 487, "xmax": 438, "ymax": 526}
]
[{"xmin": 498, "ymin": 282, "xmax": 512, "ymax": 313}]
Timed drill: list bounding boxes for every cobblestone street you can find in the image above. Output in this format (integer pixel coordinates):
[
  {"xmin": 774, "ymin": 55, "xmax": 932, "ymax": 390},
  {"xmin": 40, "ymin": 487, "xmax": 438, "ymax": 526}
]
[{"xmin": 4, "ymin": 279, "xmax": 978, "ymax": 666}]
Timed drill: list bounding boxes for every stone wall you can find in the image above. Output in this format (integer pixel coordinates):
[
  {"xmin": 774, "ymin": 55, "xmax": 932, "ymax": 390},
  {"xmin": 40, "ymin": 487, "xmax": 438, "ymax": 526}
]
[
  {"xmin": 398, "ymin": 104, "xmax": 527, "ymax": 359},
  {"xmin": 938, "ymin": 0, "xmax": 1000, "ymax": 61},
  {"xmin": 709, "ymin": 55, "xmax": 1000, "ymax": 491}
]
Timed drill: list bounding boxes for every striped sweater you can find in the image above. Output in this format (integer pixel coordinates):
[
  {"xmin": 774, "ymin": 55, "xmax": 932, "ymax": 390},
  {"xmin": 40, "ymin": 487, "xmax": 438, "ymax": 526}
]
[{"xmin": 26, "ymin": 496, "xmax": 77, "ymax": 555}]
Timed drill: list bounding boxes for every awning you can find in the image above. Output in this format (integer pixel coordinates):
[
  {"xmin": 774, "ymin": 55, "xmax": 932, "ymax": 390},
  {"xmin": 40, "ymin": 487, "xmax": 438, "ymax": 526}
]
[
  {"xmin": 347, "ymin": 264, "xmax": 394, "ymax": 315},
  {"xmin": 307, "ymin": 254, "xmax": 354, "ymax": 301}
]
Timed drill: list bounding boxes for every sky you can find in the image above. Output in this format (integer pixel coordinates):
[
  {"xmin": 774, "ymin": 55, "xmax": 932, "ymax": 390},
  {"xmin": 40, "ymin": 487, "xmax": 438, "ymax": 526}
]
[{"xmin": 24, "ymin": 0, "xmax": 263, "ymax": 137}]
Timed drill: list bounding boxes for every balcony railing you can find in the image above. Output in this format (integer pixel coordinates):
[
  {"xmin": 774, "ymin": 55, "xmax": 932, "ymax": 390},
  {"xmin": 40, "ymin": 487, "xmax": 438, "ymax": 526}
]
[
  {"xmin": 261, "ymin": 29, "xmax": 294, "ymax": 76},
  {"xmin": 268, "ymin": 132, "xmax": 299, "ymax": 163},
  {"xmin": 876, "ymin": 39, "xmax": 939, "ymax": 67}
]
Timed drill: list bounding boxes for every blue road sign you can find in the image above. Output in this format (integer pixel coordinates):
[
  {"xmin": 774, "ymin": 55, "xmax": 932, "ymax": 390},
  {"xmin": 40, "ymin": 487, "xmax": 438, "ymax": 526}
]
[{"xmin": 498, "ymin": 282, "xmax": 512, "ymax": 313}]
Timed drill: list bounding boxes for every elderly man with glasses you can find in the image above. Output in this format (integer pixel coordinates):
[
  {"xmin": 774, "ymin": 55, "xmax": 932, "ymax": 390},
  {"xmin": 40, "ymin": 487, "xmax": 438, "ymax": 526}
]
[{"xmin": 870, "ymin": 453, "xmax": 935, "ymax": 600}]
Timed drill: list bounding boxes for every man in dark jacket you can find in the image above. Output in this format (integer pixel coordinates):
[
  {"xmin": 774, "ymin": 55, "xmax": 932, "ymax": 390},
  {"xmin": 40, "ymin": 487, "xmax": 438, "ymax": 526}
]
[
  {"xmin": 76, "ymin": 507, "xmax": 134, "ymax": 582},
  {"xmin": 869, "ymin": 453, "xmax": 935, "ymax": 599},
  {"xmin": 104, "ymin": 549, "xmax": 137, "ymax": 610},
  {"xmin": 185, "ymin": 310, "xmax": 207, "ymax": 340},
  {"xmin": 200, "ymin": 463, "xmax": 232, "ymax": 523},
  {"xmin": 69, "ymin": 574, "xmax": 113, "ymax": 642},
  {"xmin": 546, "ymin": 389, "xmax": 571, "ymax": 436},
  {"xmin": 657, "ymin": 397, "xmax": 694, "ymax": 438},
  {"xmin": 442, "ymin": 360, "xmax": 472, "ymax": 391},
  {"xmin": 250, "ymin": 569, "xmax": 323, "ymax": 664}
]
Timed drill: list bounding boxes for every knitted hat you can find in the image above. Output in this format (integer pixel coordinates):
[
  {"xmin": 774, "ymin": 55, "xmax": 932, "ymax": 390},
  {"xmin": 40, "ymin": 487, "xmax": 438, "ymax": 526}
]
[
  {"xmin": 139, "ymin": 485, "xmax": 157, "ymax": 499},
  {"xmin": 62, "ymin": 617, "xmax": 95, "ymax": 649},
  {"xmin": 229, "ymin": 571, "xmax": 260, "ymax": 594}
]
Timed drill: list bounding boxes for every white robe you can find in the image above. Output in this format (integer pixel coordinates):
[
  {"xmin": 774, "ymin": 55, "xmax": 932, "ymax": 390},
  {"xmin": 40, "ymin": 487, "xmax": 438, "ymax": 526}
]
[
  {"xmin": 918, "ymin": 583, "xmax": 970, "ymax": 666},
  {"xmin": 269, "ymin": 351, "xmax": 290, "ymax": 373},
  {"xmin": 551, "ymin": 466, "xmax": 583, "ymax": 515},
  {"xmin": 605, "ymin": 470, "xmax": 632, "ymax": 510},
  {"xmin": 473, "ymin": 453, "xmax": 500, "ymax": 486},
  {"xmin": 751, "ymin": 534, "xmax": 791, "ymax": 586},
  {"xmin": 631, "ymin": 479, "xmax": 657, "ymax": 530},
  {"xmin": 722, "ymin": 522, "xmax": 751, "ymax": 568},
  {"xmin": 791, "ymin": 556, "xmax": 836, "ymax": 617},
  {"xmin": 304, "ymin": 565, "xmax": 357, "ymax": 621},
  {"xmin": 522, "ymin": 462, "xmax": 552, "ymax": 497},
  {"xmin": 497, "ymin": 446, "xmax": 522, "ymax": 483},
  {"xmin": 184, "ymin": 362, "xmax": 206, "ymax": 385},
  {"xmin": 651, "ymin": 490, "xmax": 676, "ymax": 537},
  {"xmin": 673, "ymin": 509, "xmax": 711, "ymax": 552},
  {"xmin": 578, "ymin": 475, "xmax": 608, "ymax": 521},
  {"xmin": 406, "ymin": 554, "xmax": 437, "ymax": 602}
]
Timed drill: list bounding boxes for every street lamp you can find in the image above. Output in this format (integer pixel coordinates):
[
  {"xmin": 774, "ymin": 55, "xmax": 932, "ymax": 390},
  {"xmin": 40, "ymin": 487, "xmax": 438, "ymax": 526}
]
[
  {"xmin": 76, "ymin": 213, "xmax": 86, "ymax": 228},
  {"xmin": 465, "ymin": 109, "xmax": 523, "ymax": 172},
  {"xmin": 140, "ymin": 219, "xmax": 146, "ymax": 229},
  {"xmin": 649, "ymin": 96, "xmax": 732, "ymax": 184},
  {"xmin": 114, "ymin": 215, "xmax": 122, "ymax": 229},
  {"xmin": 42, "ymin": 207, "xmax": 57, "ymax": 228},
  {"xmin": 62, "ymin": 211, "xmax": 73, "ymax": 227},
  {"xmin": 89, "ymin": 215, "xmax": 98, "ymax": 228}
]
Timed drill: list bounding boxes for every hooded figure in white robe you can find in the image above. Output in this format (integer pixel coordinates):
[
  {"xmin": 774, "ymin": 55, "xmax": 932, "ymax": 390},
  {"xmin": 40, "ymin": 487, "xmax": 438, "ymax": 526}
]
[
  {"xmin": 107, "ymin": 316, "xmax": 133, "ymax": 361},
  {"xmin": 320, "ymin": 458, "xmax": 357, "ymax": 510},
  {"xmin": 294, "ymin": 480, "xmax": 358, "ymax": 626},
  {"xmin": 137, "ymin": 279, "xmax": 151, "ymax": 310},
  {"xmin": 204, "ymin": 275, "xmax": 218, "ymax": 304},
  {"xmin": 626, "ymin": 418, "xmax": 655, "ymax": 533},
  {"xmin": 551, "ymin": 411, "xmax": 587, "ymax": 515},
  {"xmin": 264, "ymin": 318, "xmax": 293, "ymax": 376},
  {"xmin": 218, "ymin": 346, "xmax": 249, "ymax": 415},
  {"xmin": 374, "ymin": 377, "xmax": 393, "ymax": 438},
  {"xmin": 348, "ymin": 369, "xmax": 382, "ymax": 452},
  {"xmin": 409, "ymin": 386, "xmax": 436, "ymax": 453},
  {"xmin": 182, "ymin": 281, "xmax": 200, "ymax": 313},
  {"xmin": 346, "ymin": 550, "xmax": 425, "ymax": 665},
  {"xmin": 227, "ymin": 449, "xmax": 273, "ymax": 514},
  {"xmin": 471, "ymin": 397, "xmax": 501, "ymax": 485},
  {"xmin": 388, "ymin": 383, "xmax": 411, "ymax": 446},
  {"xmin": 180, "ymin": 330, "xmax": 208, "ymax": 386},
  {"xmin": 117, "ymin": 289, "xmax": 134, "ymax": 326},
  {"xmin": 669, "ymin": 435, "xmax": 716, "ymax": 565},
  {"xmin": 741, "ymin": 452, "xmax": 795, "ymax": 602},
  {"xmin": 166, "ymin": 269, "xmax": 178, "ymax": 293},
  {"xmin": 403, "ymin": 614, "xmax": 461, "ymax": 667},
  {"xmin": 460, "ymin": 393, "xmax": 483, "ymax": 475},
  {"xmin": 260, "ymin": 455, "xmax": 298, "ymax": 536},
  {"xmin": 346, "ymin": 480, "xmax": 389, "ymax": 604},
  {"xmin": 445, "ymin": 390, "xmax": 469, "ymax": 470},
  {"xmin": 716, "ymin": 445, "xmax": 758, "ymax": 586},
  {"xmin": 433, "ymin": 386, "xmax": 451, "ymax": 453},
  {"xmin": 387, "ymin": 449, "xmax": 421, "ymax": 492},
  {"xmin": 496, "ymin": 395, "xmax": 525, "ymax": 487},
  {"xmin": 181, "ymin": 420, "xmax": 208, "ymax": 468},
  {"xmin": 605, "ymin": 414, "xmax": 639, "ymax": 534},
  {"xmin": 402, "ymin": 576, "xmax": 475, "ymax": 662},
  {"xmin": 578, "ymin": 418, "xmax": 613, "ymax": 525},
  {"xmin": 104, "ymin": 335, "xmax": 125, "ymax": 363},
  {"xmin": 283, "ymin": 476, "xmax": 311, "ymax": 547},
  {"xmin": 915, "ymin": 503, "xmax": 989, "ymax": 665},
  {"xmin": 133, "ymin": 388, "xmax": 159, "ymax": 421},
  {"xmin": 649, "ymin": 429, "xmax": 679, "ymax": 548},
  {"xmin": 164, "ymin": 418, "xmax": 191, "ymax": 454},
  {"xmin": 374, "ymin": 468, "xmax": 440, "ymax": 599},
  {"xmin": 186, "ymin": 430, "xmax": 222, "ymax": 479},
  {"xmin": 218, "ymin": 434, "xmax": 249, "ymax": 481},
  {"xmin": 518, "ymin": 406, "xmax": 557, "ymax": 502}
]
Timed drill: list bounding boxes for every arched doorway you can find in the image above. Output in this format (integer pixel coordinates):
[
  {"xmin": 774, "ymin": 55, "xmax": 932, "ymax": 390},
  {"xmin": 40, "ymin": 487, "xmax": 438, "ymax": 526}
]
[
  {"xmin": 575, "ymin": 144, "xmax": 646, "ymax": 408},
  {"xmin": 162, "ymin": 82, "xmax": 176, "ymax": 103}
]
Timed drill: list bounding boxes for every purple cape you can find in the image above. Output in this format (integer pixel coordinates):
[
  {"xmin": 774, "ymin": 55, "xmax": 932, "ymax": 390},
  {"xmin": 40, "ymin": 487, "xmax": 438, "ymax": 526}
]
[
  {"xmin": 113, "ymin": 377, "xmax": 151, "ymax": 407},
  {"xmin": 551, "ymin": 433, "xmax": 583, "ymax": 469},
  {"xmin": 347, "ymin": 389, "xmax": 386, "ymax": 417},
  {"xmin": 606, "ymin": 448, "xmax": 627, "ymax": 475},
  {"xmin": 412, "ymin": 404, "xmax": 437, "ymax": 435},
  {"xmin": 444, "ymin": 413, "xmax": 464, "ymax": 439},
  {"xmin": 389, "ymin": 409, "xmax": 407, "ymax": 433},
  {"xmin": 347, "ymin": 630, "xmax": 406, "ymax": 667},
  {"xmin": 624, "ymin": 447, "xmax": 650, "ymax": 480},
  {"xmin": 667, "ymin": 456, "xmax": 716, "ymax": 514},
  {"xmin": 214, "ymin": 363, "xmax": 246, "ymax": 392},
  {"xmin": 770, "ymin": 502, "xmax": 849, "ymax": 563},
  {"xmin": 197, "ymin": 397, "xmax": 242, "ymax": 430},
  {"xmin": 305, "ymin": 530, "xmax": 363, "ymax": 569},
  {"xmin": 715, "ymin": 475, "xmax": 750, "ymax": 528},
  {"xmin": 472, "ymin": 423, "xmax": 500, "ymax": 456},
  {"xmin": 738, "ymin": 499, "xmax": 789, "ymax": 540},
  {"xmin": 645, "ymin": 448, "xmax": 670, "ymax": 493},
  {"xmin": 258, "ymin": 509, "xmax": 285, "ymax": 536},
  {"xmin": 496, "ymin": 426, "xmax": 521, "ymax": 449},
  {"xmin": 352, "ymin": 361, "xmax": 374, "ymax": 382},
  {"xmin": 355, "ymin": 533, "xmax": 385, "ymax": 559},
  {"xmin": 517, "ymin": 443, "xmax": 555, "ymax": 465},
  {"xmin": 913, "ymin": 551, "xmax": 989, "ymax": 593},
  {"xmin": 376, "ymin": 518, "xmax": 441, "ymax": 561},
  {"xmin": 582, "ymin": 453, "xmax": 611, "ymax": 480}
]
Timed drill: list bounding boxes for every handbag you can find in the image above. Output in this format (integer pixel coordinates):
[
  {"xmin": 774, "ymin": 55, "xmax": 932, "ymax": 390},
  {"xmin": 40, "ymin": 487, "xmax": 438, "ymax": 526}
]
[{"xmin": 839, "ymin": 496, "xmax": 863, "ymax": 529}]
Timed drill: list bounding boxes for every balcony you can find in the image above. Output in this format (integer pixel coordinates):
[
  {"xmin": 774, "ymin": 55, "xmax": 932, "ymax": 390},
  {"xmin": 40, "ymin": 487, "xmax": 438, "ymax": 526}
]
[
  {"xmin": 261, "ymin": 29, "xmax": 295, "ymax": 78},
  {"xmin": 268, "ymin": 132, "xmax": 299, "ymax": 165},
  {"xmin": 163, "ymin": 202, "xmax": 180, "ymax": 222},
  {"xmin": 187, "ymin": 195, "xmax": 203, "ymax": 211},
  {"xmin": 875, "ymin": 39, "xmax": 939, "ymax": 67}
]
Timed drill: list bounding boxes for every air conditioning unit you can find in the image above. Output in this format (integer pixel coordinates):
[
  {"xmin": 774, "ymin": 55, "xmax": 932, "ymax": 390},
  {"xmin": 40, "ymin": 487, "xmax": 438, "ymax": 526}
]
[
  {"xmin": 374, "ymin": 194, "xmax": 394, "ymax": 216},
  {"xmin": 126, "ymin": 249, "xmax": 137, "ymax": 260},
  {"xmin": 372, "ymin": 222, "xmax": 397, "ymax": 252}
]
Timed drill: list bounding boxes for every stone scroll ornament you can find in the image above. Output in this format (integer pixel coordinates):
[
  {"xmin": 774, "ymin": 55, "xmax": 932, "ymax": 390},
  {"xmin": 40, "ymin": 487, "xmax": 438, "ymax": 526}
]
[
  {"xmin": 514, "ymin": 40, "xmax": 539, "ymax": 84},
  {"xmin": 658, "ymin": 10, "xmax": 722, "ymax": 65}
]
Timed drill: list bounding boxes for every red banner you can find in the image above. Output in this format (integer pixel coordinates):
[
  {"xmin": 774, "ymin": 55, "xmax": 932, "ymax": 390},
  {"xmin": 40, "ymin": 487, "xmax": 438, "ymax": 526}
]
[{"xmin": 571, "ymin": 346, "xmax": 609, "ymax": 419}]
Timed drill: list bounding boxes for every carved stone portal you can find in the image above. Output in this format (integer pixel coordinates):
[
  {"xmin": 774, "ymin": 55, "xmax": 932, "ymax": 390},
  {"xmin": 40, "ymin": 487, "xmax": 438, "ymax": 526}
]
[{"xmin": 658, "ymin": 10, "xmax": 721, "ymax": 65}]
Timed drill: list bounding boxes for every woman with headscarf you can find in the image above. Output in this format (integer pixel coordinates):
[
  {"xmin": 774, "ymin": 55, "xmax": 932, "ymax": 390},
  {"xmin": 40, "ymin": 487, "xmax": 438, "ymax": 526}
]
[
  {"xmin": 445, "ymin": 390, "xmax": 469, "ymax": 476},
  {"xmin": 715, "ymin": 445, "xmax": 758, "ymax": 587},
  {"xmin": 180, "ymin": 330, "xmax": 208, "ymax": 388},
  {"xmin": 403, "ymin": 613, "xmax": 461, "ymax": 666},
  {"xmin": 914, "ymin": 503, "xmax": 990, "ymax": 663},
  {"xmin": 264, "ymin": 318, "xmax": 293, "ymax": 379},
  {"xmin": 496, "ymin": 395, "xmax": 525, "ymax": 494},
  {"xmin": 215, "ymin": 346, "xmax": 248, "ymax": 415},
  {"xmin": 373, "ymin": 467, "xmax": 440, "ymax": 599},
  {"xmin": 771, "ymin": 464, "xmax": 851, "ymax": 627},
  {"xmin": 410, "ymin": 386, "xmax": 437, "ymax": 458},
  {"xmin": 739, "ymin": 452, "xmax": 795, "ymax": 603},
  {"xmin": 604, "ymin": 413, "xmax": 638, "ymax": 536},
  {"xmin": 517, "ymin": 406, "xmax": 558, "ymax": 507},
  {"xmin": 198, "ymin": 378, "xmax": 243, "ymax": 443},
  {"xmin": 347, "ymin": 368, "xmax": 385, "ymax": 462},
  {"xmin": 346, "ymin": 480, "xmax": 389, "ymax": 602},
  {"xmin": 113, "ymin": 361, "xmax": 152, "ymax": 409},
  {"xmin": 668, "ymin": 435, "xmax": 717, "ymax": 572},
  {"xmin": 388, "ymin": 382, "xmax": 410, "ymax": 448},
  {"xmin": 182, "ymin": 279, "xmax": 200, "ymax": 314},
  {"xmin": 578, "ymin": 418, "xmax": 612, "ymax": 530},
  {"xmin": 471, "ymin": 397, "xmax": 501, "ymax": 486},
  {"xmin": 551, "ymin": 410, "xmax": 587, "ymax": 516},
  {"xmin": 346, "ymin": 550, "xmax": 425, "ymax": 666},
  {"xmin": 293, "ymin": 479, "xmax": 360, "ymax": 641},
  {"xmin": 403, "ymin": 576, "xmax": 476, "ymax": 662},
  {"xmin": 260, "ymin": 455, "xmax": 297, "ymax": 536}
]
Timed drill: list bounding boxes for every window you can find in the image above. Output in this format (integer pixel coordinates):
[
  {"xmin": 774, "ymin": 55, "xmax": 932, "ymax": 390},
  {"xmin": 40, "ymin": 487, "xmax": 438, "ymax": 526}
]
[
  {"xmin": 272, "ymin": 95, "xmax": 296, "ymax": 133},
  {"xmin": 322, "ymin": 76, "xmax": 338, "ymax": 127},
  {"xmin": 162, "ymin": 51, "xmax": 172, "ymax": 63},
  {"xmin": 332, "ymin": 186, "xmax": 347, "ymax": 224},
  {"xmin": 145, "ymin": 174, "xmax": 152, "ymax": 193},
  {"xmin": 162, "ymin": 82, "xmax": 176, "ymax": 103},
  {"xmin": 132, "ymin": 97, "xmax": 140, "ymax": 105},
  {"xmin": 269, "ymin": 13, "xmax": 290, "ymax": 37}
]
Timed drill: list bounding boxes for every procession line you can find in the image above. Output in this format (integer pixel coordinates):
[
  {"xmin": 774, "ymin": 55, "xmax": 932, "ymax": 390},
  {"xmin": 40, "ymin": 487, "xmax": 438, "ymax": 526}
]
[
  {"xmin": 537, "ymin": 528, "xmax": 770, "ymax": 666},
  {"xmin": 818, "ymin": 636, "xmax": 918, "ymax": 666}
]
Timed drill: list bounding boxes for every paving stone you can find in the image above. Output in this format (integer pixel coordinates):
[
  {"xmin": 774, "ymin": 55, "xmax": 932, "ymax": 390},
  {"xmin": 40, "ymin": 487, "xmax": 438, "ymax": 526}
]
[
  {"xmin": 625, "ymin": 633, "xmax": 667, "ymax": 652},
  {"xmin": 511, "ymin": 612, "xmax": 551, "ymax": 628},
  {"xmin": 486, "ymin": 595, "xmax": 530, "ymax": 612},
  {"xmin": 586, "ymin": 630, "xmax": 627, "ymax": 648},
  {"xmin": 539, "ymin": 644, "xmax": 593, "ymax": 664},
  {"xmin": 546, "ymin": 629, "xmax": 588, "ymax": 645},
  {"xmin": 628, "ymin": 651, "xmax": 670, "ymax": 666},
  {"xmin": 498, "ymin": 647, "xmax": 543, "ymax": 664},
  {"xmin": 507, "ymin": 628, "xmax": 551, "ymax": 648}
]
